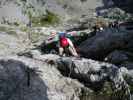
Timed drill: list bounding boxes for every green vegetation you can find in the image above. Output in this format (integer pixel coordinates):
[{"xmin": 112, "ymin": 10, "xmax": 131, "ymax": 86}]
[
  {"xmin": 104, "ymin": 14, "xmax": 129, "ymax": 21},
  {"xmin": 20, "ymin": 26, "xmax": 29, "ymax": 32},
  {"xmin": 80, "ymin": 81, "xmax": 131, "ymax": 100},
  {"xmin": 103, "ymin": 8, "xmax": 132, "ymax": 21},
  {"xmin": 13, "ymin": 21, "xmax": 20, "ymax": 26},
  {"xmin": 80, "ymin": 0, "xmax": 87, "ymax": 2},
  {"xmin": 0, "ymin": 26, "xmax": 8, "ymax": 32},
  {"xmin": 124, "ymin": 75, "xmax": 133, "ymax": 93},
  {"xmin": 0, "ymin": 43, "xmax": 9, "ymax": 50},
  {"xmin": 57, "ymin": 0, "xmax": 65, "ymax": 4},
  {"xmin": 31, "ymin": 10, "xmax": 60, "ymax": 27},
  {"xmin": 20, "ymin": 0, "xmax": 27, "ymax": 2},
  {"xmin": 20, "ymin": 0, "xmax": 60, "ymax": 27},
  {"xmin": 80, "ymin": 82, "xmax": 114, "ymax": 100},
  {"xmin": 8, "ymin": 30, "xmax": 17, "ymax": 36},
  {"xmin": 0, "ymin": 26, "xmax": 15, "ymax": 33},
  {"xmin": 0, "ymin": 26, "xmax": 18, "ymax": 37},
  {"xmin": 99, "ymin": 82, "xmax": 113, "ymax": 96}
]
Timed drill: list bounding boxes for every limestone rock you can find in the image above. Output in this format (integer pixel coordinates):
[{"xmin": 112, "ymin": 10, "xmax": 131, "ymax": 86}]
[
  {"xmin": 0, "ymin": 56, "xmax": 83, "ymax": 100},
  {"xmin": 55, "ymin": 57, "xmax": 131, "ymax": 100}
]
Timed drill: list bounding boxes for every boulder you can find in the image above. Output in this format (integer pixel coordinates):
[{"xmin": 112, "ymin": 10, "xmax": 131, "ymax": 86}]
[
  {"xmin": 104, "ymin": 50, "xmax": 130, "ymax": 65},
  {"xmin": 17, "ymin": 51, "xmax": 132, "ymax": 99},
  {"xmin": 55, "ymin": 57, "xmax": 131, "ymax": 100},
  {"xmin": 0, "ymin": 56, "xmax": 83, "ymax": 100},
  {"xmin": 104, "ymin": 50, "xmax": 133, "ymax": 71},
  {"xmin": 79, "ymin": 28, "xmax": 133, "ymax": 60}
]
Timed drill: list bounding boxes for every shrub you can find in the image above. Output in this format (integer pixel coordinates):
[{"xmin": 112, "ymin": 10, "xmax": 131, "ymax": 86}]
[{"xmin": 31, "ymin": 10, "xmax": 60, "ymax": 27}]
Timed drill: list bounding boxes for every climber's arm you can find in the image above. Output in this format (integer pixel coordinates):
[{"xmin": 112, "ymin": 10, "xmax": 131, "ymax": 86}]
[
  {"xmin": 66, "ymin": 31, "xmax": 82, "ymax": 37},
  {"xmin": 45, "ymin": 35, "xmax": 59, "ymax": 44}
]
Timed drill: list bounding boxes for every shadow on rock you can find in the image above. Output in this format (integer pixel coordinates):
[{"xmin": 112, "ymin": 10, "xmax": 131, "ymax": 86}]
[
  {"xmin": 96, "ymin": 0, "xmax": 133, "ymax": 16},
  {"xmin": 79, "ymin": 28, "xmax": 133, "ymax": 61},
  {"xmin": 0, "ymin": 59, "xmax": 48, "ymax": 100},
  {"xmin": 112, "ymin": 0, "xmax": 133, "ymax": 13}
]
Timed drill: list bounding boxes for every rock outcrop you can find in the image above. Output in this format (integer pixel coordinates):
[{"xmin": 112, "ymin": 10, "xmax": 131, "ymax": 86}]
[
  {"xmin": 0, "ymin": 56, "xmax": 83, "ymax": 100},
  {"xmin": 105, "ymin": 50, "xmax": 133, "ymax": 66},
  {"xmin": 1, "ymin": 0, "xmax": 132, "ymax": 26},
  {"xmin": 0, "ymin": 1, "xmax": 133, "ymax": 100},
  {"xmin": 79, "ymin": 28, "xmax": 133, "ymax": 60},
  {"xmin": 0, "ymin": 0, "xmax": 98, "ymax": 25},
  {"xmin": 55, "ymin": 57, "xmax": 131, "ymax": 100},
  {"xmin": 21, "ymin": 50, "xmax": 132, "ymax": 100}
]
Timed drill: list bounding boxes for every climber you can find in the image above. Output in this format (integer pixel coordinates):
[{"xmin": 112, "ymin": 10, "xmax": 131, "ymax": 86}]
[
  {"xmin": 58, "ymin": 31, "xmax": 79, "ymax": 57},
  {"xmin": 45, "ymin": 31, "xmax": 79, "ymax": 57},
  {"xmin": 45, "ymin": 30, "xmax": 58, "ymax": 44}
]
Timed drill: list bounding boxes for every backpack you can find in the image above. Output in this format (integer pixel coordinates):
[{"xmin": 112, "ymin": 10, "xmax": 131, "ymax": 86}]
[{"xmin": 60, "ymin": 37, "xmax": 69, "ymax": 47}]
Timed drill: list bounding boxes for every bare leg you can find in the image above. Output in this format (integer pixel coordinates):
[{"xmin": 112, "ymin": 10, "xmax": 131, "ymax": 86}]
[
  {"xmin": 67, "ymin": 38, "xmax": 78, "ymax": 57},
  {"xmin": 59, "ymin": 47, "xmax": 64, "ymax": 56},
  {"xmin": 68, "ymin": 45, "xmax": 78, "ymax": 57}
]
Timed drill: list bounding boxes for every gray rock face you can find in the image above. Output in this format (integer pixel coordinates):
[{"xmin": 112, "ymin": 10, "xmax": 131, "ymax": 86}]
[
  {"xmin": 0, "ymin": 1, "xmax": 133, "ymax": 100},
  {"xmin": 0, "ymin": 56, "xmax": 83, "ymax": 100},
  {"xmin": 26, "ymin": 52, "xmax": 132, "ymax": 100},
  {"xmin": 23, "ymin": 51, "xmax": 133, "ymax": 100},
  {"xmin": 0, "ymin": 30, "xmax": 30, "ymax": 56},
  {"xmin": 0, "ymin": 1, "xmax": 29, "ymax": 24},
  {"xmin": 55, "ymin": 57, "xmax": 131, "ymax": 100},
  {"xmin": 0, "ymin": 0, "xmax": 132, "ymax": 27},
  {"xmin": 0, "ymin": 0, "xmax": 98, "ymax": 24}
]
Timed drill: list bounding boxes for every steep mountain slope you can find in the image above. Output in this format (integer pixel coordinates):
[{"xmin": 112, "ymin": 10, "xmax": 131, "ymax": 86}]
[
  {"xmin": 0, "ymin": 0, "xmax": 106, "ymax": 25},
  {"xmin": 0, "ymin": 1, "xmax": 133, "ymax": 100},
  {"xmin": 0, "ymin": 0, "xmax": 132, "ymax": 27}
]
